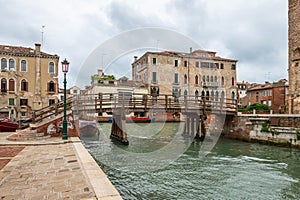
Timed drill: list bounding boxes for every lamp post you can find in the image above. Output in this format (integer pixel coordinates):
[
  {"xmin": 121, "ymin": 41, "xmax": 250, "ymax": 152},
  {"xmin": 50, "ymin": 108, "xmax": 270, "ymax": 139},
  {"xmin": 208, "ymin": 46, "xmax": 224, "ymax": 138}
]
[{"xmin": 62, "ymin": 58, "xmax": 69, "ymax": 140}]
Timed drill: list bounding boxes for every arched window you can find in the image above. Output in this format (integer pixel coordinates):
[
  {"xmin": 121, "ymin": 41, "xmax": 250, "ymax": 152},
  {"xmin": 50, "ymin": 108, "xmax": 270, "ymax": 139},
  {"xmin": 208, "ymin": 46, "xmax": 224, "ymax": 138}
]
[
  {"xmin": 21, "ymin": 79, "xmax": 28, "ymax": 91},
  {"xmin": 221, "ymin": 91, "xmax": 225, "ymax": 102},
  {"xmin": 195, "ymin": 90, "xmax": 199, "ymax": 99},
  {"xmin": 210, "ymin": 76, "xmax": 213, "ymax": 82},
  {"xmin": 231, "ymin": 91, "xmax": 235, "ymax": 104},
  {"xmin": 184, "ymin": 74, "xmax": 187, "ymax": 84},
  {"xmin": 203, "ymin": 75, "xmax": 206, "ymax": 82},
  {"xmin": 214, "ymin": 76, "xmax": 218, "ymax": 83},
  {"xmin": 49, "ymin": 62, "xmax": 55, "ymax": 73},
  {"xmin": 1, "ymin": 78, "xmax": 7, "ymax": 92},
  {"xmin": 215, "ymin": 91, "xmax": 219, "ymax": 102},
  {"xmin": 232, "ymin": 77, "xmax": 235, "ymax": 86},
  {"xmin": 201, "ymin": 90, "xmax": 205, "ymax": 100},
  {"xmin": 221, "ymin": 76, "xmax": 225, "ymax": 86},
  {"xmin": 184, "ymin": 90, "xmax": 188, "ymax": 96},
  {"xmin": 206, "ymin": 75, "xmax": 210, "ymax": 82},
  {"xmin": 195, "ymin": 75, "xmax": 199, "ymax": 85},
  {"xmin": 9, "ymin": 79, "xmax": 15, "ymax": 92},
  {"xmin": 206, "ymin": 91, "xmax": 210, "ymax": 100},
  {"xmin": 9, "ymin": 59, "xmax": 15, "ymax": 71},
  {"xmin": 48, "ymin": 81, "xmax": 55, "ymax": 92},
  {"xmin": 21, "ymin": 60, "xmax": 27, "ymax": 72},
  {"xmin": 1, "ymin": 58, "xmax": 7, "ymax": 70},
  {"xmin": 211, "ymin": 91, "xmax": 214, "ymax": 101}
]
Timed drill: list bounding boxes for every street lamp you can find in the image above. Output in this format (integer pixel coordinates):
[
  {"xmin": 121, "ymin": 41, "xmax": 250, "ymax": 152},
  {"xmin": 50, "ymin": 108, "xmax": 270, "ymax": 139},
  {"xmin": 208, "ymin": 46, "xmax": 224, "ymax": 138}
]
[{"xmin": 62, "ymin": 58, "xmax": 69, "ymax": 140}]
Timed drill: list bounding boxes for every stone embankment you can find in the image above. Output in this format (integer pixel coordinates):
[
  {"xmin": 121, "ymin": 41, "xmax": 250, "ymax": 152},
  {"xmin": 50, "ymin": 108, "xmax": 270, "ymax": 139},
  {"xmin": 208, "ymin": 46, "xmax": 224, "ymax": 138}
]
[{"xmin": 223, "ymin": 113, "xmax": 300, "ymax": 148}]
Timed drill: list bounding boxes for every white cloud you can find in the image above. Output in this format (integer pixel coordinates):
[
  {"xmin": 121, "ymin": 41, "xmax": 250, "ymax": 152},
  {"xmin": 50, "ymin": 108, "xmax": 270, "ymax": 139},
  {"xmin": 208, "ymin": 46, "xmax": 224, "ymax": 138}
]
[{"xmin": 0, "ymin": 0, "xmax": 288, "ymax": 88}]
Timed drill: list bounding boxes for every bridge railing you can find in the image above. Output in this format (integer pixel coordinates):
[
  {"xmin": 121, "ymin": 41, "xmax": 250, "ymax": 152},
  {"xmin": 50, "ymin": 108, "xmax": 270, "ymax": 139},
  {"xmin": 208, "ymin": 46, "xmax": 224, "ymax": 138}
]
[
  {"xmin": 32, "ymin": 97, "xmax": 73, "ymax": 123},
  {"xmin": 79, "ymin": 93, "xmax": 238, "ymax": 113}
]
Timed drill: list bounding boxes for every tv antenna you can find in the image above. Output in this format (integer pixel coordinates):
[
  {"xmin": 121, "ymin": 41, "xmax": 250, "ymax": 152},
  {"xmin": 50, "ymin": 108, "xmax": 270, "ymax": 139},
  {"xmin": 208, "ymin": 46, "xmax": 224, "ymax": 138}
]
[{"xmin": 41, "ymin": 25, "xmax": 45, "ymax": 47}]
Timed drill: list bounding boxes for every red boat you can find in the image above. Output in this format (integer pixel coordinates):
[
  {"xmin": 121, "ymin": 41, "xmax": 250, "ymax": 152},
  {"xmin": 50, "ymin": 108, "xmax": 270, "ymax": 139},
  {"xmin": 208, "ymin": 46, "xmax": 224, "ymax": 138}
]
[
  {"xmin": 125, "ymin": 117, "xmax": 152, "ymax": 123},
  {"xmin": 0, "ymin": 119, "xmax": 18, "ymax": 132}
]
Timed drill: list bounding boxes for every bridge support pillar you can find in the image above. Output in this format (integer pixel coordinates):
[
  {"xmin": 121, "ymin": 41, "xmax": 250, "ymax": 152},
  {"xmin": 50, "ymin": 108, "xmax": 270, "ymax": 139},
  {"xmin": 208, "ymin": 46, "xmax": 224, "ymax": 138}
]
[{"xmin": 110, "ymin": 112, "xmax": 129, "ymax": 145}]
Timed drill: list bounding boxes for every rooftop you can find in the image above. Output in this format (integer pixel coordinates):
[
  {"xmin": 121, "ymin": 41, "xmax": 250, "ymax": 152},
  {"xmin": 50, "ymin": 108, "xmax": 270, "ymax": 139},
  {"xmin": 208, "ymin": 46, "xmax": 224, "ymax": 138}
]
[{"xmin": 0, "ymin": 44, "xmax": 59, "ymax": 58}]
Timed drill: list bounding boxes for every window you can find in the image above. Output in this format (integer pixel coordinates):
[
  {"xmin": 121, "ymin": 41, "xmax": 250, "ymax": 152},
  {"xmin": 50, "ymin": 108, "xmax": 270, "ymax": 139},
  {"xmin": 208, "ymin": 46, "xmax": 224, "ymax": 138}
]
[
  {"xmin": 261, "ymin": 100, "xmax": 266, "ymax": 105},
  {"xmin": 201, "ymin": 91, "xmax": 205, "ymax": 100},
  {"xmin": 21, "ymin": 60, "xmax": 27, "ymax": 72},
  {"xmin": 184, "ymin": 90, "xmax": 188, "ymax": 96},
  {"xmin": 152, "ymin": 58, "xmax": 156, "ymax": 65},
  {"xmin": 49, "ymin": 62, "xmax": 55, "ymax": 73},
  {"xmin": 9, "ymin": 98, "xmax": 15, "ymax": 106},
  {"xmin": 195, "ymin": 61, "xmax": 199, "ymax": 68},
  {"xmin": 195, "ymin": 90, "xmax": 199, "ymax": 99},
  {"xmin": 261, "ymin": 90, "xmax": 266, "ymax": 97},
  {"xmin": 9, "ymin": 59, "xmax": 15, "ymax": 70},
  {"xmin": 203, "ymin": 75, "xmax": 206, "ymax": 82},
  {"xmin": 174, "ymin": 73, "xmax": 179, "ymax": 84},
  {"xmin": 1, "ymin": 58, "xmax": 7, "ymax": 70},
  {"xmin": 232, "ymin": 77, "xmax": 235, "ymax": 86},
  {"xmin": 215, "ymin": 91, "xmax": 219, "ymax": 101},
  {"xmin": 231, "ymin": 64, "xmax": 236, "ymax": 70},
  {"xmin": 206, "ymin": 91, "xmax": 210, "ymax": 100},
  {"xmin": 221, "ymin": 76, "xmax": 225, "ymax": 86},
  {"xmin": 20, "ymin": 99, "xmax": 28, "ymax": 106},
  {"xmin": 268, "ymin": 100, "xmax": 272, "ymax": 107},
  {"xmin": 1, "ymin": 78, "xmax": 7, "ymax": 92},
  {"xmin": 9, "ymin": 79, "xmax": 15, "ymax": 92},
  {"xmin": 210, "ymin": 76, "xmax": 213, "ymax": 82},
  {"xmin": 231, "ymin": 91, "xmax": 235, "ymax": 103},
  {"xmin": 206, "ymin": 75, "xmax": 209, "ymax": 82},
  {"xmin": 21, "ymin": 79, "xmax": 28, "ymax": 91},
  {"xmin": 184, "ymin": 74, "xmax": 187, "ymax": 84},
  {"xmin": 195, "ymin": 75, "xmax": 199, "ymax": 85},
  {"xmin": 73, "ymin": 90, "xmax": 78, "ymax": 94},
  {"xmin": 220, "ymin": 63, "xmax": 224, "ymax": 69},
  {"xmin": 49, "ymin": 99, "xmax": 55, "ymax": 105},
  {"xmin": 48, "ymin": 81, "xmax": 55, "ymax": 92},
  {"xmin": 214, "ymin": 76, "xmax": 218, "ymax": 83},
  {"xmin": 268, "ymin": 90, "xmax": 272, "ymax": 96},
  {"xmin": 184, "ymin": 61, "xmax": 188, "ymax": 67},
  {"xmin": 152, "ymin": 72, "xmax": 157, "ymax": 83},
  {"xmin": 174, "ymin": 60, "xmax": 178, "ymax": 67}
]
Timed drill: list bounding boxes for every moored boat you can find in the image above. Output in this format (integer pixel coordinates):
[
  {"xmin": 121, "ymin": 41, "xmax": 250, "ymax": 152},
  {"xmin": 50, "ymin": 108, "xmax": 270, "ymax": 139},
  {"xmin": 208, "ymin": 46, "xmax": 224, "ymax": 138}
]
[
  {"xmin": 0, "ymin": 119, "xmax": 18, "ymax": 132},
  {"xmin": 79, "ymin": 120, "xmax": 99, "ymax": 137}
]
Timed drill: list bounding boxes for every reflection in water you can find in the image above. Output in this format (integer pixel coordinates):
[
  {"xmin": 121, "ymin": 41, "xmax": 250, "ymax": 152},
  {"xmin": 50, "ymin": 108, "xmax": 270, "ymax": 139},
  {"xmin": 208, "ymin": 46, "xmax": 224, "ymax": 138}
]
[{"xmin": 82, "ymin": 123, "xmax": 300, "ymax": 200}]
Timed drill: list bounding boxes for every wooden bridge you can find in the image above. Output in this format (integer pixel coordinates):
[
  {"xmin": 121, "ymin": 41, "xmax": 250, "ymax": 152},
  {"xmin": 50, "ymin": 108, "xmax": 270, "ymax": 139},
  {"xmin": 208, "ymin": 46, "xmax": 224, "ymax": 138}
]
[{"xmin": 73, "ymin": 93, "xmax": 238, "ymax": 145}]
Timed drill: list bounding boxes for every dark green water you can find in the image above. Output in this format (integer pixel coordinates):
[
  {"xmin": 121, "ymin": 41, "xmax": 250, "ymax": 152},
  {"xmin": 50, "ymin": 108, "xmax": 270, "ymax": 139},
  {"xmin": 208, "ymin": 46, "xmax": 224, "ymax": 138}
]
[{"xmin": 81, "ymin": 123, "xmax": 300, "ymax": 200}]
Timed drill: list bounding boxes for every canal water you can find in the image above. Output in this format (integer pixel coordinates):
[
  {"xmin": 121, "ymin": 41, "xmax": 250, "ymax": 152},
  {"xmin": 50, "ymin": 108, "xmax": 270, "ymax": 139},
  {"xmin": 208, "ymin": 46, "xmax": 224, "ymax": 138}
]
[{"xmin": 81, "ymin": 123, "xmax": 300, "ymax": 200}]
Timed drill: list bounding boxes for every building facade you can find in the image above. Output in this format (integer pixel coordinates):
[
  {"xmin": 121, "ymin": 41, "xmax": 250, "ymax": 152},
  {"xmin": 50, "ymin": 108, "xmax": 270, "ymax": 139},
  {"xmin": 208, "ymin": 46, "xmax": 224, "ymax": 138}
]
[
  {"xmin": 237, "ymin": 81, "xmax": 249, "ymax": 107},
  {"xmin": 244, "ymin": 79, "xmax": 288, "ymax": 113},
  {"xmin": 288, "ymin": 0, "xmax": 300, "ymax": 113},
  {"xmin": 0, "ymin": 43, "xmax": 59, "ymax": 119},
  {"xmin": 132, "ymin": 49, "xmax": 238, "ymax": 103}
]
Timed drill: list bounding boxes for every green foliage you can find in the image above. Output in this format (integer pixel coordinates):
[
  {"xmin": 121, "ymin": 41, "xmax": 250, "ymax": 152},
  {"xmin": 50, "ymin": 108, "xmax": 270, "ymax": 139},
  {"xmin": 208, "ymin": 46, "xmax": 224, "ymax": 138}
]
[
  {"xmin": 261, "ymin": 123, "xmax": 270, "ymax": 132},
  {"xmin": 247, "ymin": 103, "xmax": 270, "ymax": 112},
  {"xmin": 239, "ymin": 103, "xmax": 270, "ymax": 112},
  {"xmin": 296, "ymin": 131, "xmax": 300, "ymax": 140}
]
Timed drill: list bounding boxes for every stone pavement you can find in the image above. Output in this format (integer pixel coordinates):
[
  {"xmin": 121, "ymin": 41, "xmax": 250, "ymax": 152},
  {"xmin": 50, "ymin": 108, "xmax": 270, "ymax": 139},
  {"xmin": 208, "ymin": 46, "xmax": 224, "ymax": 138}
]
[{"xmin": 0, "ymin": 133, "xmax": 122, "ymax": 200}]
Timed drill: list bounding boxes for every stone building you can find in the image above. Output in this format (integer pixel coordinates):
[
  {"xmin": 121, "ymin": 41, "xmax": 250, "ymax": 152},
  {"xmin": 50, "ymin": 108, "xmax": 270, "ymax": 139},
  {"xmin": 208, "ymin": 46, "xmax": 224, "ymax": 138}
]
[
  {"xmin": 288, "ymin": 0, "xmax": 300, "ymax": 113},
  {"xmin": 0, "ymin": 43, "xmax": 59, "ymax": 119},
  {"xmin": 244, "ymin": 79, "xmax": 288, "ymax": 113},
  {"xmin": 237, "ymin": 81, "xmax": 250, "ymax": 107},
  {"xmin": 132, "ymin": 49, "xmax": 238, "ymax": 103}
]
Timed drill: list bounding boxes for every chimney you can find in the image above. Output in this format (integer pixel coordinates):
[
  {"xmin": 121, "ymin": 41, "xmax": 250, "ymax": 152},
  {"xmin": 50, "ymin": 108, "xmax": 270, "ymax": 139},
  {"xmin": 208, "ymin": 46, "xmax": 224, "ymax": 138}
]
[
  {"xmin": 190, "ymin": 47, "xmax": 193, "ymax": 53},
  {"xmin": 35, "ymin": 43, "xmax": 41, "ymax": 55},
  {"xmin": 134, "ymin": 56, "xmax": 138, "ymax": 62}
]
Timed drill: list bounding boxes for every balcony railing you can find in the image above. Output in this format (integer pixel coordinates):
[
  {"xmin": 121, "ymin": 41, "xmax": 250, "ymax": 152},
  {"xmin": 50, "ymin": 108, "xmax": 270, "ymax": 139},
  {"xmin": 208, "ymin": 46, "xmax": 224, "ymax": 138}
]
[{"xmin": 202, "ymin": 82, "xmax": 219, "ymax": 87}]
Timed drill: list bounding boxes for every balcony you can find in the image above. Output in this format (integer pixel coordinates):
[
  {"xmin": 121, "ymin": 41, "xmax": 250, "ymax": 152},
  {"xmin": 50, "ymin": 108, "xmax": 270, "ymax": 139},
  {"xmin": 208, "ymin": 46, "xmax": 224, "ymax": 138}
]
[{"xmin": 202, "ymin": 82, "xmax": 219, "ymax": 88}]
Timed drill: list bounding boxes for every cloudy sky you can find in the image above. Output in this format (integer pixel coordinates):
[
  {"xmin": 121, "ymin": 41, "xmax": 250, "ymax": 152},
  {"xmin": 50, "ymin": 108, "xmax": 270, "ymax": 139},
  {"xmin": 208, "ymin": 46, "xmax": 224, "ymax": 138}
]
[{"xmin": 0, "ymin": 0, "xmax": 288, "ymax": 88}]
